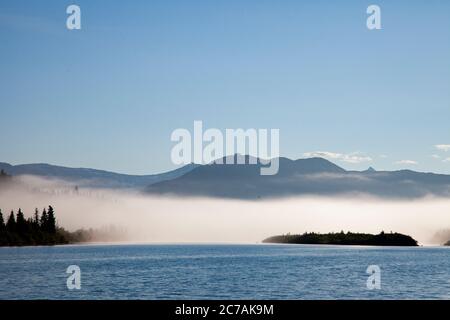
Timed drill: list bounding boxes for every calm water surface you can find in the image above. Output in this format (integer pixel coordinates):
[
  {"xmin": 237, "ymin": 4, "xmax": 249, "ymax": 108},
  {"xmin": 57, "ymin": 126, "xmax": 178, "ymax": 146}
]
[{"xmin": 0, "ymin": 244, "xmax": 449, "ymax": 299}]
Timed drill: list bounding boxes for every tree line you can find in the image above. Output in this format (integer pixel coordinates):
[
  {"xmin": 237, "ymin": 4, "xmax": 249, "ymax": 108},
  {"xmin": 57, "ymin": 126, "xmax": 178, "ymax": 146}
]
[
  {"xmin": 0, "ymin": 205, "xmax": 127, "ymax": 246},
  {"xmin": 0, "ymin": 206, "xmax": 68, "ymax": 246}
]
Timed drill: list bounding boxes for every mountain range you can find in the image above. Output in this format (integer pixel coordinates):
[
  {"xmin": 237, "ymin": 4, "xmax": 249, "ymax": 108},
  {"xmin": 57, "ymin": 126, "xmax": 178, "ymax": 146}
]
[
  {"xmin": 0, "ymin": 161, "xmax": 197, "ymax": 189},
  {"xmin": 2, "ymin": 156, "xmax": 450, "ymax": 199},
  {"xmin": 146, "ymin": 155, "xmax": 450, "ymax": 199}
]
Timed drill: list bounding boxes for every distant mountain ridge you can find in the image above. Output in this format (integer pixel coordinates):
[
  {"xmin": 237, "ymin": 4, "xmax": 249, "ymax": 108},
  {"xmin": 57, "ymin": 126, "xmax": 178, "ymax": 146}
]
[
  {"xmin": 146, "ymin": 155, "xmax": 450, "ymax": 199},
  {"xmin": 3, "ymin": 156, "xmax": 450, "ymax": 199},
  {"xmin": 0, "ymin": 162, "xmax": 197, "ymax": 189}
]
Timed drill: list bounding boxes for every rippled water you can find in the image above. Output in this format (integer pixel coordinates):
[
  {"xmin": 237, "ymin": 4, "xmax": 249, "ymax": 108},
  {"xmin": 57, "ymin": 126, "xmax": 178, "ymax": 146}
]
[{"xmin": 0, "ymin": 244, "xmax": 449, "ymax": 299}]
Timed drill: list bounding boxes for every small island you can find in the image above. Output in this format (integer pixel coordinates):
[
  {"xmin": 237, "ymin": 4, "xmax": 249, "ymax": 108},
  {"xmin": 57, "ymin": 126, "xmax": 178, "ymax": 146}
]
[
  {"xmin": 263, "ymin": 231, "xmax": 418, "ymax": 246},
  {"xmin": 444, "ymin": 240, "xmax": 450, "ymax": 246}
]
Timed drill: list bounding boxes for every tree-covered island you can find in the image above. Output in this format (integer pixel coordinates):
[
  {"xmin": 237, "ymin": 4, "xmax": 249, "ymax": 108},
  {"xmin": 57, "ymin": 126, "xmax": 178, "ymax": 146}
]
[{"xmin": 263, "ymin": 231, "xmax": 418, "ymax": 246}]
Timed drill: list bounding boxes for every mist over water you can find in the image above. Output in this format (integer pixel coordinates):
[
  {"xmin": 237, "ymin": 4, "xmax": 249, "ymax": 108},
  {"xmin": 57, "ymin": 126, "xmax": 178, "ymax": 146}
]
[{"xmin": 1, "ymin": 176, "xmax": 449, "ymax": 245}]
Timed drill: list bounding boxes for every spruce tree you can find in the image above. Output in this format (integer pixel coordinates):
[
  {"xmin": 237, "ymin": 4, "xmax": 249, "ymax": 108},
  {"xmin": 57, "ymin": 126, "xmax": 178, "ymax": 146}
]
[
  {"xmin": 40, "ymin": 208, "xmax": 48, "ymax": 231},
  {"xmin": 6, "ymin": 211, "xmax": 16, "ymax": 232},
  {"xmin": 33, "ymin": 208, "xmax": 40, "ymax": 228},
  {"xmin": 47, "ymin": 206, "xmax": 56, "ymax": 234},
  {"xmin": 16, "ymin": 208, "xmax": 26, "ymax": 235}
]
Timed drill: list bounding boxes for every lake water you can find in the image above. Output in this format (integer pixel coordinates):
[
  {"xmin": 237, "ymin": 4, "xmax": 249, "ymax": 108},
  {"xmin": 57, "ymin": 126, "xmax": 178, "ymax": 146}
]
[{"xmin": 0, "ymin": 244, "xmax": 449, "ymax": 299}]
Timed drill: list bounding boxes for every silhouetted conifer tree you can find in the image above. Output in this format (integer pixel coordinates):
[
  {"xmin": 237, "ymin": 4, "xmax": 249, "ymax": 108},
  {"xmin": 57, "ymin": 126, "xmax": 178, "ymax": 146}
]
[
  {"xmin": 6, "ymin": 211, "xmax": 16, "ymax": 232},
  {"xmin": 47, "ymin": 206, "xmax": 56, "ymax": 234},
  {"xmin": 16, "ymin": 208, "xmax": 27, "ymax": 235},
  {"xmin": 33, "ymin": 208, "xmax": 40, "ymax": 228},
  {"xmin": 41, "ymin": 208, "xmax": 48, "ymax": 230}
]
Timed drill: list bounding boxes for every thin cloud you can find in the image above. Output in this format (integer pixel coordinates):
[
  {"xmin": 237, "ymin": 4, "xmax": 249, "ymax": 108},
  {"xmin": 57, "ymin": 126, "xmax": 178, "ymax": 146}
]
[
  {"xmin": 303, "ymin": 151, "xmax": 372, "ymax": 164},
  {"xmin": 395, "ymin": 160, "xmax": 418, "ymax": 165},
  {"xmin": 431, "ymin": 155, "xmax": 441, "ymax": 159},
  {"xmin": 435, "ymin": 145, "xmax": 450, "ymax": 152}
]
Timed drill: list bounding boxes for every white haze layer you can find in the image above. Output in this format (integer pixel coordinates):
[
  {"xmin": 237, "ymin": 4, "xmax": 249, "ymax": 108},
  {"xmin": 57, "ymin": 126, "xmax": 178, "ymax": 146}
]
[{"xmin": 1, "ymin": 175, "xmax": 449, "ymax": 245}]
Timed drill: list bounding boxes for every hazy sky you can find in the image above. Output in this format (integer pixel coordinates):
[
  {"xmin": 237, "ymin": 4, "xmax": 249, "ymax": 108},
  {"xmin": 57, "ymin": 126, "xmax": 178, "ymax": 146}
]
[{"xmin": 1, "ymin": 0, "xmax": 449, "ymax": 174}]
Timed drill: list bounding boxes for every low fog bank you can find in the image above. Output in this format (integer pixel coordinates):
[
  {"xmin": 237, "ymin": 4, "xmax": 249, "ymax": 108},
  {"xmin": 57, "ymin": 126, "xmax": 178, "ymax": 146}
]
[{"xmin": 1, "ymin": 176, "xmax": 450, "ymax": 245}]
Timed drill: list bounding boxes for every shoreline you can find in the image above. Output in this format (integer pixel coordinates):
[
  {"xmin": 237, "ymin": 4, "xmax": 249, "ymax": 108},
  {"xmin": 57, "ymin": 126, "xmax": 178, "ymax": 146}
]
[{"xmin": 1, "ymin": 242, "xmax": 449, "ymax": 249}]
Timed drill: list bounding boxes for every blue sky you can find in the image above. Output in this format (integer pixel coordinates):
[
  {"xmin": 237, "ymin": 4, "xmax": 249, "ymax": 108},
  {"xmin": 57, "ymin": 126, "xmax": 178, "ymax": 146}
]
[{"xmin": 1, "ymin": 0, "xmax": 449, "ymax": 174}]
